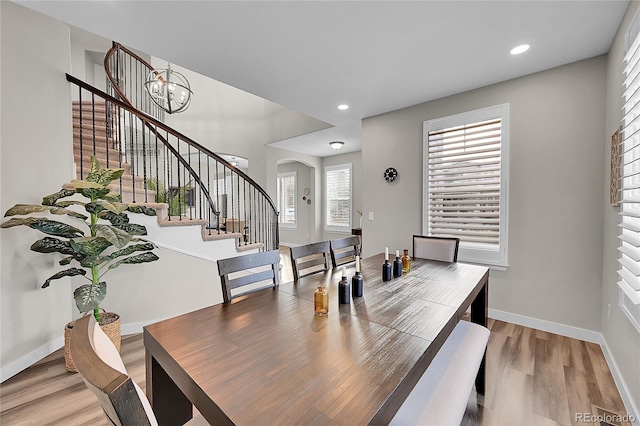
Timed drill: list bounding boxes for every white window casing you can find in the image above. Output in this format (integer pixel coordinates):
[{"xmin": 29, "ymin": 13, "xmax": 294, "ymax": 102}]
[
  {"xmin": 423, "ymin": 104, "xmax": 509, "ymax": 267},
  {"xmin": 617, "ymin": 18, "xmax": 640, "ymax": 333},
  {"xmin": 277, "ymin": 171, "xmax": 296, "ymax": 228},
  {"xmin": 325, "ymin": 163, "xmax": 352, "ymax": 232}
]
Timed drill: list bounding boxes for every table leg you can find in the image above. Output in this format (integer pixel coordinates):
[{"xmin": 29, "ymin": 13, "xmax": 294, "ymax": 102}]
[
  {"xmin": 470, "ymin": 279, "xmax": 488, "ymax": 395},
  {"xmin": 146, "ymin": 350, "xmax": 193, "ymax": 426}
]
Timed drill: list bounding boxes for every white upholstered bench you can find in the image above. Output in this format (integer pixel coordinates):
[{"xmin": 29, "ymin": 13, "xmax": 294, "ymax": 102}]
[{"xmin": 390, "ymin": 320, "xmax": 490, "ymax": 426}]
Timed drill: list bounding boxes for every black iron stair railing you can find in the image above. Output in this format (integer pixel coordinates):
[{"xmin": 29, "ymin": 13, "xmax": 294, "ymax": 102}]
[{"xmin": 69, "ymin": 72, "xmax": 279, "ymax": 251}]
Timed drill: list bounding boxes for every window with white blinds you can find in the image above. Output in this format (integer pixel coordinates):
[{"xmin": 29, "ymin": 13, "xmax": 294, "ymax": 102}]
[
  {"xmin": 618, "ymin": 24, "xmax": 640, "ymax": 332},
  {"xmin": 277, "ymin": 171, "xmax": 296, "ymax": 228},
  {"xmin": 325, "ymin": 163, "xmax": 352, "ymax": 232},
  {"xmin": 423, "ymin": 104, "xmax": 509, "ymax": 267}
]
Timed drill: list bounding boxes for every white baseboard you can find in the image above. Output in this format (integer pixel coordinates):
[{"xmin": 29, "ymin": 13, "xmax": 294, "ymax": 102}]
[
  {"xmin": 599, "ymin": 335, "xmax": 640, "ymax": 426},
  {"xmin": 489, "ymin": 308, "xmax": 638, "ymax": 425},
  {"xmin": 488, "ymin": 308, "xmax": 601, "ymax": 343},
  {"xmin": 1, "ymin": 336, "xmax": 64, "ymax": 383}
]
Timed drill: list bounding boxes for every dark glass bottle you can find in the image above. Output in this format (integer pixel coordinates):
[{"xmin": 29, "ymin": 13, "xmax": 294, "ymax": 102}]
[
  {"xmin": 352, "ymin": 256, "xmax": 363, "ymax": 297},
  {"xmin": 382, "ymin": 247, "xmax": 392, "ymax": 282},
  {"xmin": 338, "ymin": 267, "xmax": 350, "ymax": 304},
  {"xmin": 393, "ymin": 250, "xmax": 403, "ymax": 278},
  {"xmin": 402, "ymin": 249, "xmax": 412, "ymax": 274}
]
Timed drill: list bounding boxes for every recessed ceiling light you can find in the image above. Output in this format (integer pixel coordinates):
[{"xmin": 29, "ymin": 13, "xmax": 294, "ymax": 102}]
[
  {"xmin": 510, "ymin": 44, "xmax": 530, "ymax": 55},
  {"xmin": 337, "ymin": 104, "xmax": 349, "ymax": 110}
]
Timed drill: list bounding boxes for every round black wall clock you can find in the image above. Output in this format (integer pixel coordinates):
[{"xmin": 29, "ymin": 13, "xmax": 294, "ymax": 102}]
[{"xmin": 384, "ymin": 167, "xmax": 398, "ymax": 182}]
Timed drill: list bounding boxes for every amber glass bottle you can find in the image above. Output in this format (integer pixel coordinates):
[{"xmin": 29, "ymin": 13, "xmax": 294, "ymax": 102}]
[
  {"xmin": 314, "ymin": 284, "xmax": 329, "ymax": 316},
  {"xmin": 402, "ymin": 249, "xmax": 412, "ymax": 274}
]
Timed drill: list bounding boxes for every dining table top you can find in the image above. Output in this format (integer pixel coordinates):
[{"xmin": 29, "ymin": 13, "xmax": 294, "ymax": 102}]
[{"xmin": 143, "ymin": 253, "xmax": 489, "ymax": 425}]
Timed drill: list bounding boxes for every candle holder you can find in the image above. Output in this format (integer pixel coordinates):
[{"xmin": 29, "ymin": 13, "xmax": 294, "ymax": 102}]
[{"xmin": 352, "ymin": 255, "xmax": 363, "ymax": 297}]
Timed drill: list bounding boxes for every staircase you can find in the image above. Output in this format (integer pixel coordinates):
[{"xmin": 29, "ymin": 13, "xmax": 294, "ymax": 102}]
[{"xmin": 67, "ymin": 41, "xmax": 279, "ymax": 254}]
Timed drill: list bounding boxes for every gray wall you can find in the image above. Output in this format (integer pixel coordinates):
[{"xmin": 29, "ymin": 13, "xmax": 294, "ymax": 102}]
[
  {"xmin": 603, "ymin": 0, "xmax": 640, "ymax": 415},
  {"xmin": 321, "ymin": 151, "xmax": 363, "ymax": 242},
  {"xmin": 1, "ymin": 1, "xmax": 74, "ymax": 369},
  {"xmin": 277, "ymin": 161, "xmax": 314, "ymax": 246},
  {"xmin": 362, "ymin": 56, "xmax": 606, "ymax": 332}
]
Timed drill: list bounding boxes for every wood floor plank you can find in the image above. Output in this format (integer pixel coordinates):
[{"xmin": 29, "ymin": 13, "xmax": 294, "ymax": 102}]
[
  {"xmin": 533, "ymin": 337, "xmax": 572, "ymax": 425},
  {"xmin": 585, "ymin": 341, "xmax": 627, "ymax": 413},
  {"xmin": 494, "ymin": 367, "xmax": 534, "ymax": 425},
  {"xmin": 479, "ymin": 332, "xmax": 511, "ymax": 410},
  {"xmin": 507, "ymin": 324, "xmax": 536, "ymax": 375},
  {"xmin": 565, "ymin": 365, "xmax": 605, "ymax": 425}
]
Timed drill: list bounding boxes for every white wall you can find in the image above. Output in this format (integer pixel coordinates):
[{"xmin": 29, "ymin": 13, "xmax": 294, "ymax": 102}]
[
  {"xmin": 603, "ymin": 0, "xmax": 640, "ymax": 417},
  {"xmin": 362, "ymin": 56, "xmax": 606, "ymax": 333},
  {"xmin": 1, "ymin": 1, "xmax": 74, "ymax": 374},
  {"xmin": 159, "ymin": 60, "xmax": 331, "ymax": 189}
]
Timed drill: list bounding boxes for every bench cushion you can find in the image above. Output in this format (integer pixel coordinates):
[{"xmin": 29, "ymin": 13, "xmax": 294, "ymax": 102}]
[{"xmin": 390, "ymin": 320, "xmax": 490, "ymax": 426}]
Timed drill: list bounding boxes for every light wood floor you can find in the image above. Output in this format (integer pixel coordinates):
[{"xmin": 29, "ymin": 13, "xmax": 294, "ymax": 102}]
[{"xmin": 0, "ymin": 247, "xmax": 630, "ymax": 425}]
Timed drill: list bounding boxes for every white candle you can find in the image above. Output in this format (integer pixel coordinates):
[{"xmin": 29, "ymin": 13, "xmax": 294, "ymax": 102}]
[
  {"xmin": 355, "ymin": 255, "xmax": 360, "ymax": 273},
  {"xmin": 342, "ymin": 266, "xmax": 347, "ymax": 277},
  {"xmin": 385, "ymin": 247, "xmax": 389, "ymax": 261},
  {"xmin": 396, "ymin": 249, "xmax": 399, "ymax": 258}
]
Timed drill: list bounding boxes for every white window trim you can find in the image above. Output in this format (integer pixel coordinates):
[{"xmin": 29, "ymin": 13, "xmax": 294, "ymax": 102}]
[
  {"xmin": 423, "ymin": 104, "xmax": 510, "ymax": 268},
  {"xmin": 277, "ymin": 171, "xmax": 297, "ymax": 229},
  {"xmin": 325, "ymin": 163, "xmax": 352, "ymax": 233}
]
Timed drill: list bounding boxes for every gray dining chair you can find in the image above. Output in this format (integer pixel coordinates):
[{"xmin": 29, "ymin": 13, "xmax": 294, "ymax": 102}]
[
  {"xmin": 217, "ymin": 249, "xmax": 281, "ymax": 303},
  {"xmin": 329, "ymin": 236, "xmax": 361, "ymax": 268},
  {"xmin": 413, "ymin": 235, "xmax": 460, "ymax": 262},
  {"xmin": 70, "ymin": 314, "xmax": 206, "ymax": 426},
  {"xmin": 290, "ymin": 241, "xmax": 331, "ymax": 280}
]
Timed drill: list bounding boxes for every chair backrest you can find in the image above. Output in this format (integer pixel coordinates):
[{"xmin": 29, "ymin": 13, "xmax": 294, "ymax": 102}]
[
  {"xmin": 413, "ymin": 235, "xmax": 460, "ymax": 262},
  {"xmin": 290, "ymin": 241, "xmax": 330, "ymax": 280},
  {"xmin": 217, "ymin": 249, "xmax": 281, "ymax": 303},
  {"xmin": 70, "ymin": 315, "xmax": 156, "ymax": 426},
  {"xmin": 329, "ymin": 236, "xmax": 361, "ymax": 268}
]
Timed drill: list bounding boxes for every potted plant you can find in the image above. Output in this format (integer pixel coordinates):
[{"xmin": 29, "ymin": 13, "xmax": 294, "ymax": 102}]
[{"xmin": 1, "ymin": 157, "xmax": 159, "ymax": 371}]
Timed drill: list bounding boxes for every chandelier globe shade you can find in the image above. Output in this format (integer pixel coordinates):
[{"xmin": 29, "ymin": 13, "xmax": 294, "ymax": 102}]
[
  {"xmin": 329, "ymin": 141, "xmax": 344, "ymax": 150},
  {"xmin": 144, "ymin": 63, "xmax": 193, "ymax": 114}
]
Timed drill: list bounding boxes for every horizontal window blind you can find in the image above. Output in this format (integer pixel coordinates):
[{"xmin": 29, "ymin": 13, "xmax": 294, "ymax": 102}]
[
  {"xmin": 618, "ymin": 26, "xmax": 640, "ymax": 327},
  {"xmin": 427, "ymin": 118, "xmax": 502, "ymax": 246},
  {"xmin": 325, "ymin": 164, "xmax": 351, "ymax": 230},
  {"xmin": 277, "ymin": 172, "xmax": 296, "ymax": 225}
]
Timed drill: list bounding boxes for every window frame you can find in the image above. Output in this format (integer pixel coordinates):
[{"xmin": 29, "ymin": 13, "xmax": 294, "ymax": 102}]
[
  {"xmin": 277, "ymin": 171, "xmax": 297, "ymax": 229},
  {"xmin": 422, "ymin": 104, "xmax": 510, "ymax": 268},
  {"xmin": 324, "ymin": 163, "xmax": 352, "ymax": 233}
]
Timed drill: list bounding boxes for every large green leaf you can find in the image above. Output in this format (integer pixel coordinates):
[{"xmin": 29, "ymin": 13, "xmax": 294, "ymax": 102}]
[
  {"xmin": 79, "ymin": 255, "xmax": 111, "ymax": 268},
  {"xmin": 104, "ymin": 193, "xmax": 123, "ymax": 203},
  {"xmin": 30, "ymin": 237, "xmax": 75, "ymax": 255},
  {"xmin": 109, "ymin": 242, "xmax": 155, "ymax": 260},
  {"xmin": 55, "ymin": 200, "xmax": 85, "ymax": 208},
  {"xmin": 96, "ymin": 199, "xmax": 128, "ymax": 214},
  {"xmin": 69, "ymin": 179, "xmax": 105, "ymax": 189},
  {"xmin": 42, "ymin": 189, "xmax": 76, "ymax": 206},
  {"xmin": 86, "ymin": 162, "xmax": 125, "ymax": 186},
  {"xmin": 70, "ymin": 237, "xmax": 112, "ymax": 257},
  {"xmin": 98, "ymin": 210, "xmax": 130, "ymax": 226},
  {"xmin": 93, "ymin": 224, "xmax": 133, "ymax": 248},
  {"xmin": 115, "ymin": 223, "xmax": 147, "ymax": 236},
  {"xmin": 59, "ymin": 256, "xmax": 74, "ymax": 266},
  {"xmin": 73, "ymin": 281, "xmax": 106, "ymax": 313},
  {"xmin": 127, "ymin": 205, "xmax": 157, "ymax": 216},
  {"xmin": 78, "ymin": 187, "xmax": 111, "ymax": 201},
  {"xmin": 4, "ymin": 204, "xmax": 87, "ymax": 220},
  {"xmin": 0, "ymin": 217, "xmax": 84, "ymax": 238},
  {"xmin": 108, "ymin": 252, "xmax": 159, "ymax": 270},
  {"xmin": 42, "ymin": 268, "xmax": 86, "ymax": 288}
]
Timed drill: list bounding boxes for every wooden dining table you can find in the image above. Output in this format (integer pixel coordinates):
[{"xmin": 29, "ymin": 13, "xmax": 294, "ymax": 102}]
[{"xmin": 144, "ymin": 253, "xmax": 489, "ymax": 425}]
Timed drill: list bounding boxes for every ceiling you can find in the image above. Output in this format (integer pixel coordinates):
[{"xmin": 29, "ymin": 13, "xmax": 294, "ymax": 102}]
[{"xmin": 16, "ymin": 0, "xmax": 630, "ymax": 157}]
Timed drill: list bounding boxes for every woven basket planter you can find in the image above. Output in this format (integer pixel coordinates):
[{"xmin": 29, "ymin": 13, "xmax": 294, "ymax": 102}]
[{"xmin": 64, "ymin": 311, "xmax": 121, "ymax": 373}]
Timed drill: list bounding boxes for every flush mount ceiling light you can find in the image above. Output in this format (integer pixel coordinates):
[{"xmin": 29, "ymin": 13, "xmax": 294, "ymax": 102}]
[
  {"xmin": 337, "ymin": 104, "xmax": 349, "ymax": 110},
  {"xmin": 230, "ymin": 157, "xmax": 238, "ymax": 167},
  {"xmin": 510, "ymin": 44, "xmax": 530, "ymax": 55},
  {"xmin": 144, "ymin": 62, "xmax": 193, "ymax": 114},
  {"xmin": 329, "ymin": 141, "xmax": 344, "ymax": 150}
]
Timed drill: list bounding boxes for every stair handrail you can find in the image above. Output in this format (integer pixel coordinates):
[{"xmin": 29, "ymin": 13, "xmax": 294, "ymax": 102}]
[{"xmin": 68, "ymin": 73, "xmax": 279, "ymax": 247}]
